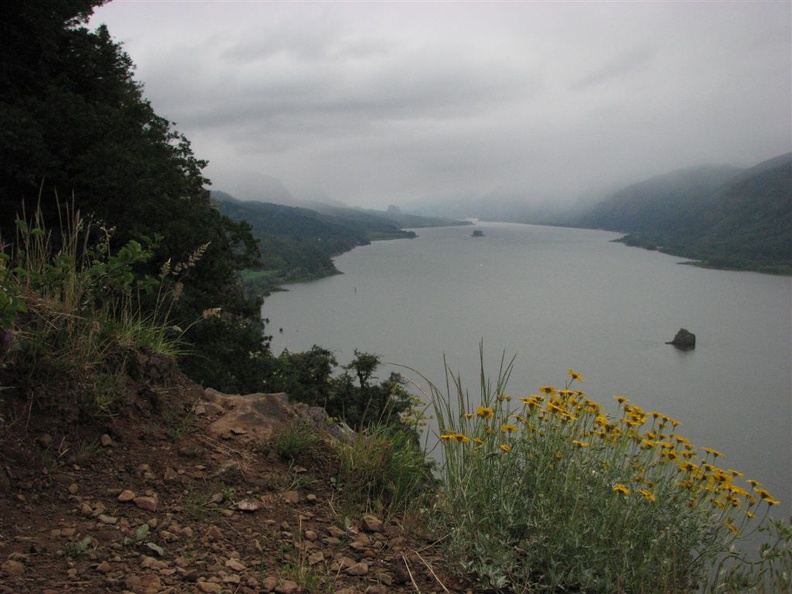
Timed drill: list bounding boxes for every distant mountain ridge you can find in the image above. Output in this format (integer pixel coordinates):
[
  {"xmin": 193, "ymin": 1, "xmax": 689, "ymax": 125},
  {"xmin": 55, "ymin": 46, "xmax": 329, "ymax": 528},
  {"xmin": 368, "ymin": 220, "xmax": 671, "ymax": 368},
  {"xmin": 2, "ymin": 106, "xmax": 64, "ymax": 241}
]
[{"xmin": 576, "ymin": 154, "xmax": 792, "ymax": 274}]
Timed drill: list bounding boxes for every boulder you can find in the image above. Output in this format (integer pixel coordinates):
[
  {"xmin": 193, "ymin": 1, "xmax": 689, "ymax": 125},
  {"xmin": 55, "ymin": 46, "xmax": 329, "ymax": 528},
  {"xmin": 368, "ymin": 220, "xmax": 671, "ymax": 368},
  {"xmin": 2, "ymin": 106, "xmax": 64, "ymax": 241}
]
[
  {"xmin": 667, "ymin": 328, "xmax": 696, "ymax": 350},
  {"xmin": 202, "ymin": 389, "xmax": 353, "ymax": 443}
]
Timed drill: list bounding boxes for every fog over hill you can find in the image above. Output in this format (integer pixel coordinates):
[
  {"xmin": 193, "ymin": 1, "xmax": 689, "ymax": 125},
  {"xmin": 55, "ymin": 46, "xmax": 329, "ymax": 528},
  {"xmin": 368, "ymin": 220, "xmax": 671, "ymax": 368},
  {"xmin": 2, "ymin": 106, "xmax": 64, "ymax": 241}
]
[{"xmin": 575, "ymin": 153, "xmax": 792, "ymax": 273}]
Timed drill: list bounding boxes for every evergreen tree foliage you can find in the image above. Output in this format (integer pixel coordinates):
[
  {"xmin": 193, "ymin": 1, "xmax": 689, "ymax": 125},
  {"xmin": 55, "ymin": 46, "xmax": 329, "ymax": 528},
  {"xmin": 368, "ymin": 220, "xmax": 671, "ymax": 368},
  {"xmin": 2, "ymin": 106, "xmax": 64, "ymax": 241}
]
[
  {"xmin": 0, "ymin": 0, "xmax": 270, "ymax": 391},
  {"xmin": 273, "ymin": 347, "xmax": 416, "ymax": 433}
]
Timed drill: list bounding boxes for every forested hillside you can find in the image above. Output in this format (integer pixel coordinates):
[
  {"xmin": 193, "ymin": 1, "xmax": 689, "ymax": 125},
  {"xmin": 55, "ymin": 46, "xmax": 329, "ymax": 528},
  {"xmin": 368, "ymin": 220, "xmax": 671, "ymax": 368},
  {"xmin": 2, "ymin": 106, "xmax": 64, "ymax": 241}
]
[
  {"xmin": 212, "ymin": 191, "xmax": 465, "ymax": 293},
  {"xmin": 577, "ymin": 154, "xmax": 792, "ymax": 274},
  {"xmin": 1, "ymin": 0, "xmax": 268, "ymax": 392}
]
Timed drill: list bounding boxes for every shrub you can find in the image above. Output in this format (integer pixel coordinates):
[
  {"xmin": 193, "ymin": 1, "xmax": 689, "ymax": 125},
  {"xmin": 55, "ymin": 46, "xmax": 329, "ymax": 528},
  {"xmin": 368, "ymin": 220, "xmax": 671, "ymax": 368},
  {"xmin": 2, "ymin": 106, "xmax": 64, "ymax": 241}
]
[
  {"xmin": 335, "ymin": 425, "xmax": 435, "ymax": 519},
  {"xmin": 271, "ymin": 422, "xmax": 325, "ymax": 463},
  {"xmin": 0, "ymin": 203, "xmax": 205, "ymax": 418},
  {"xmin": 427, "ymin": 352, "xmax": 788, "ymax": 593}
]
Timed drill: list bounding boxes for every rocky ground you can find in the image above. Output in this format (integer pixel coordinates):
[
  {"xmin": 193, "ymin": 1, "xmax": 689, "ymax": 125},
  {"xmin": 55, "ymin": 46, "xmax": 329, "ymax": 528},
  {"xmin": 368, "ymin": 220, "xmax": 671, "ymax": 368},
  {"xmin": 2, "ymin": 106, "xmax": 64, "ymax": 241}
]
[{"xmin": 0, "ymin": 355, "xmax": 472, "ymax": 594}]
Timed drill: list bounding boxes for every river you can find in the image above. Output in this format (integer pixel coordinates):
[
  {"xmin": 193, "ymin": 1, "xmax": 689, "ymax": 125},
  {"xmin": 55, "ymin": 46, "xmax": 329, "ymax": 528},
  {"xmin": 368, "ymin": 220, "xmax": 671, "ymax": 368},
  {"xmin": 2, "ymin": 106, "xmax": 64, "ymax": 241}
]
[{"xmin": 262, "ymin": 221, "xmax": 792, "ymax": 521}]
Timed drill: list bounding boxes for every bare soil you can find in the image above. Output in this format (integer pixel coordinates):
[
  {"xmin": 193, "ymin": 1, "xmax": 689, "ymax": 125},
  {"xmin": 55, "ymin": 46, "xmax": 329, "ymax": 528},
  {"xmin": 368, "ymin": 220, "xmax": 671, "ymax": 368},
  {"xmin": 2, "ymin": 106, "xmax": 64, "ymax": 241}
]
[{"xmin": 0, "ymin": 353, "xmax": 471, "ymax": 594}]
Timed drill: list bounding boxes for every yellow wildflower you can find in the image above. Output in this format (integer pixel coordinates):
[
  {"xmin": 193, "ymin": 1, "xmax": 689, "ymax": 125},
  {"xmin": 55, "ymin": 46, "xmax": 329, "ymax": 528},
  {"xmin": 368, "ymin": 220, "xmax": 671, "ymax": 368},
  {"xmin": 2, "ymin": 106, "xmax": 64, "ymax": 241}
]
[
  {"xmin": 638, "ymin": 488, "xmax": 656, "ymax": 502},
  {"xmin": 702, "ymin": 447, "xmax": 723, "ymax": 458},
  {"xmin": 539, "ymin": 385, "xmax": 557, "ymax": 396},
  {"xmin": 476, "ymin": 406, "xmax": 495, "ymax": 419},
  {"xmin": 500, "ymin": 444, "xmax": 512, "ymax": 453},
  {"xmin": 500, "ymin": 424, "xmax": 517, "ymax": 433},
  {"xmin": 612, "ymin": 484, "xmax": 630, "ymax": 496},
  {"xmin": 572, "ymin": 440, "xmax": 590, "ymax": 448},
  {"xmin": 755, "ymin": 488, "xmax": 780, "ymax": 505},
  {"xmin": 567, "ymin": 368, "xmax": 583, "ymax": 382},
  {"xmin": 497, "ymin": 394, "xmax": 512, "ymax": 401},
  {"xmin": 613, "ymin": 395, "xmax": 629, "ymax": 405}
]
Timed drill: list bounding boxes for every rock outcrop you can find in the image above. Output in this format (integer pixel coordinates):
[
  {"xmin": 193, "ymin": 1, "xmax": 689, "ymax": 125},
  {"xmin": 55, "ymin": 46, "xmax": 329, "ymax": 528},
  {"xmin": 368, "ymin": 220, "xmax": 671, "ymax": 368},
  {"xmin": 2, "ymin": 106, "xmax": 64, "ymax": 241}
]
[
  {"xmin": 667, "ymin": 328, "xmax": 696, "ymax": 350},
  {"xmin": 202, "ymin": 389, "xmax": 353, "ymax": 443}
]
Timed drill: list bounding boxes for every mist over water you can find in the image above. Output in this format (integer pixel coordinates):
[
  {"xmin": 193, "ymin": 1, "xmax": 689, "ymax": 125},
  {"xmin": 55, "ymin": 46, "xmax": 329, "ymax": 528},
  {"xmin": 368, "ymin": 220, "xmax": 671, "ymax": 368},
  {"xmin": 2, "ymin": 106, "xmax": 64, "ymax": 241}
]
[{"xmin": 264, "ymin": 222, "xmax": 792, "ymax": 520}]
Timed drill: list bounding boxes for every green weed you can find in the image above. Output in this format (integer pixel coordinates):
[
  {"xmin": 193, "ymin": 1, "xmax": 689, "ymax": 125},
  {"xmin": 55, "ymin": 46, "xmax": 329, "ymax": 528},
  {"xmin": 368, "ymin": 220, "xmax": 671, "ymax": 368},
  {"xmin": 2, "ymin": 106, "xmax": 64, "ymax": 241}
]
[{"xmin": 335, "ymin": 424, "xmax": 434, "ymax": 520}]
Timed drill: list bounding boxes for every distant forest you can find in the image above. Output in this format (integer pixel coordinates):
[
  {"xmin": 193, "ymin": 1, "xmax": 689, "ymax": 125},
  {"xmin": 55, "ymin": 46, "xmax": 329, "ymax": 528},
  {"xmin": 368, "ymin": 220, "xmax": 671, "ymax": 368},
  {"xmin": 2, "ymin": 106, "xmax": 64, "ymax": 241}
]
[
  {"xmin": 212, "ymin": 191, "xmax": 466, "ymax": 294},
  {"xmin": 574, "ymin": 154, "xmax": 792, "ymax": 274}
]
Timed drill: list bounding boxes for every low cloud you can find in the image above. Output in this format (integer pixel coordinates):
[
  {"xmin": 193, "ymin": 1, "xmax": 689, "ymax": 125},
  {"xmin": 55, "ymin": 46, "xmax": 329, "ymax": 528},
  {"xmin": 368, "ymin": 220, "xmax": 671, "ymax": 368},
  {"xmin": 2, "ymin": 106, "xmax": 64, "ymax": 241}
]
[{"xmin": 93, "ymin": 2, "xmax": 791, "ymax": 208}]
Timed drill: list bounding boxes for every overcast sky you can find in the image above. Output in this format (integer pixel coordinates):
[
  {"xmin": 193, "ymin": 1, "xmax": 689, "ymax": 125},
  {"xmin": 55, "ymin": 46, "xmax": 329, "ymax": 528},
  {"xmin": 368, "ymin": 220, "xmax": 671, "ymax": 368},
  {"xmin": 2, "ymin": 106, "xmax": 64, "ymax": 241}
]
[{"xmin": 91, "ymin": 1, "xmax": 792, "ymax": 210}]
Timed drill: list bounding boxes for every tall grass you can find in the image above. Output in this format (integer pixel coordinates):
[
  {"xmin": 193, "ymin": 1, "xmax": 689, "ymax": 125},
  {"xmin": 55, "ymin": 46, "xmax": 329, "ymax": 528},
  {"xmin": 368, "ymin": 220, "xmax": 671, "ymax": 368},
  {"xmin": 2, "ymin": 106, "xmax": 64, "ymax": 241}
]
[
  {"xmin": 335, "ymin": 425, "xmax": 435, "ymax": 519},
  {"xmin": 0, "ymin": 201, "xmax": 206, "ymax": 417},
  {"xmin": 426, "ymin": 351, "xmax": 789, "ymax": 593}
]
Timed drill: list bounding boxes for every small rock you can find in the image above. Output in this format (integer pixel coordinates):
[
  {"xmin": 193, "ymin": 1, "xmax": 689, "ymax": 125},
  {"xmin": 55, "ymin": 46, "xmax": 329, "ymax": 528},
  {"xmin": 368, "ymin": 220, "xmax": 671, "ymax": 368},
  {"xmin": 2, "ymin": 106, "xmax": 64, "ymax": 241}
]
[
  {"xmin": 305, "ymin": 493, "xmax": 318, "ymax": 504},
  {"xmin": 1, "ymin": 559, "xmax": 24, "ymax": 576},
  {"xmin": 274, "ymin": 579, "xmax": 301, "ymax": 594},
  {"xmin": 307, "ymin": 551, "xmax": 324, "ymax": 566},
  {"xmin": 334, "ymin": 557, "xmax": 356, "ymax": 571},
  {"xmin": 163, "ymin": 467, "xmax": 179, "ymax": 481},
  {"xmin": 117, "ymin": 490, "xmax": 136, "ymax": 502},
  {"xmin": 205, "ymin": 525, "xmax": 223, "ymax": 541},
  {"xmin": 124, "ymin": 573, "xmax": 162, "ymax": 593},
  {"xmin": 196, "ymin": 582, "xmax": 223, "ymax": 593},
  {"xmin": 374, "ymin": 571, "xmax": 394, "ymax": 586},
  {"xmin": 97, "ymin": 514, "xmax": 118, "ymax": 525},
  {"xmin": 282, "ymin": 490, "xmax": 299, "ymax": 504},
  {"xmin": 100, "ymin": 434, "xmax": 113, "ymax": 447},
  {"xmin": 67, "ymin": 483, "xmax": 79, "ymax": 495},
  {"xmin": 96, "ymin": 560, "xmax": 111, "ymax": 573},
  {"xmin": 133, "ymin": 496, "xmax": 158, "ymax": 512},
  {"xmin": 225, "ymin": 557, "xmax": 246, "ymax": 571},
  {"xmin": 667, "ymin": 328, "xmax": 696, "ymax": 350},
  {"xmin": 140, "ymin": 556, "xmax": 168, "ymax": 570},
  {"xmin": 361, "ymin": 514, "xmax": 384, "ymax": 533},
  {"xmin": 303, "ymin": 529, "xmax": 318, "ymax": 542},
  {"xmin": 233, "ymin": 499, "xmax": 260, "ymax": 512},
  {"xmin": 345, "ymin": 561, "xmax": 369, "ymax": 576}
]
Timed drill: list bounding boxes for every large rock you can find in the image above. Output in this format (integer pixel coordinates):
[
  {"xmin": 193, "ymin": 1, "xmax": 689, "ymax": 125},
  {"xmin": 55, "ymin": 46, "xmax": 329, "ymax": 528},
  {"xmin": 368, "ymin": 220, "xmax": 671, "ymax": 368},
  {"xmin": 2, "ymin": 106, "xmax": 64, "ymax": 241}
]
[
  {"xmin": 202, "ymin": 389, "xmax": 352, "ymax": 442},
  {"xmin": 667, "ymin": 328, "xmax": 696, "ymax": 350}
]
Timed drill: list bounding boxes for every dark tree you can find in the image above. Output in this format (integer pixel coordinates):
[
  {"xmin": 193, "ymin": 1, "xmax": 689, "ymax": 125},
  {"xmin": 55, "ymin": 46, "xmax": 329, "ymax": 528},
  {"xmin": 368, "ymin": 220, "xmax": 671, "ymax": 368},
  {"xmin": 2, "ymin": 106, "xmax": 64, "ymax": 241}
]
[{"xmin": 0, "ymin": 0, "xmax": 270, "ymax": 392}]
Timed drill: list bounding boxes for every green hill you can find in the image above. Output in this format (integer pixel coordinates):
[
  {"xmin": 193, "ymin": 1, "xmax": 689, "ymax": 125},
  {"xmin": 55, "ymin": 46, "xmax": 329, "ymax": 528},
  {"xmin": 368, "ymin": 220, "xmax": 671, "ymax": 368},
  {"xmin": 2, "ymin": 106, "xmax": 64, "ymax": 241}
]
[
  {"xmin": 211, "ymin": 192, "xmax": 466, "ymax": 292},
  {"xmin": 577, "ymin": 155, "xmax": 792, "ymax": 274}
]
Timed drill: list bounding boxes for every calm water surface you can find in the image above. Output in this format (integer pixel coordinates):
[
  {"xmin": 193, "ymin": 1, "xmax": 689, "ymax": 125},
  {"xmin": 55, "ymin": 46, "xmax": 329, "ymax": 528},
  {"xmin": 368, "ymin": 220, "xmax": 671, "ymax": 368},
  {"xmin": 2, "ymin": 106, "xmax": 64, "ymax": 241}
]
[{"xmin": 263, "ymin": 222, "xmax": 792, "ymax": 519}]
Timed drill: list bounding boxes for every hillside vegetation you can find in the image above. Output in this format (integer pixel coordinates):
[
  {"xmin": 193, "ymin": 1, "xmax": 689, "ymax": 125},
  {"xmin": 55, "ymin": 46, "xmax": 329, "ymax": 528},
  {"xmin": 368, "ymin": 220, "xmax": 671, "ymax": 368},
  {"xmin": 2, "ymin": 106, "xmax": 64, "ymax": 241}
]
[
  {"xmin": 1, "ymin": 2, "xmax": 790, "ymax": 593},
  {"xmin": 212, "ymin": 192, "xmax": 465, "ymax": 294},
  {"xmin": 576, "ymin": 154, "xmax": 792, "ymax": 274}
]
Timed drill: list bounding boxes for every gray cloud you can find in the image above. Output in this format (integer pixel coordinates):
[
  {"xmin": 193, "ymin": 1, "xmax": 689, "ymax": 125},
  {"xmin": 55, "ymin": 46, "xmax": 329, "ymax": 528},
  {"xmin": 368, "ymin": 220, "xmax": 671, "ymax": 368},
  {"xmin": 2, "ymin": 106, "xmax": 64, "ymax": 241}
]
[
  {"xmin": 92, "ymin": 1, "xmax": 791, "ymax": 209},
  {"xmin": 570, "ymin": 46, "xmax": 656, "ymax": 92}
]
